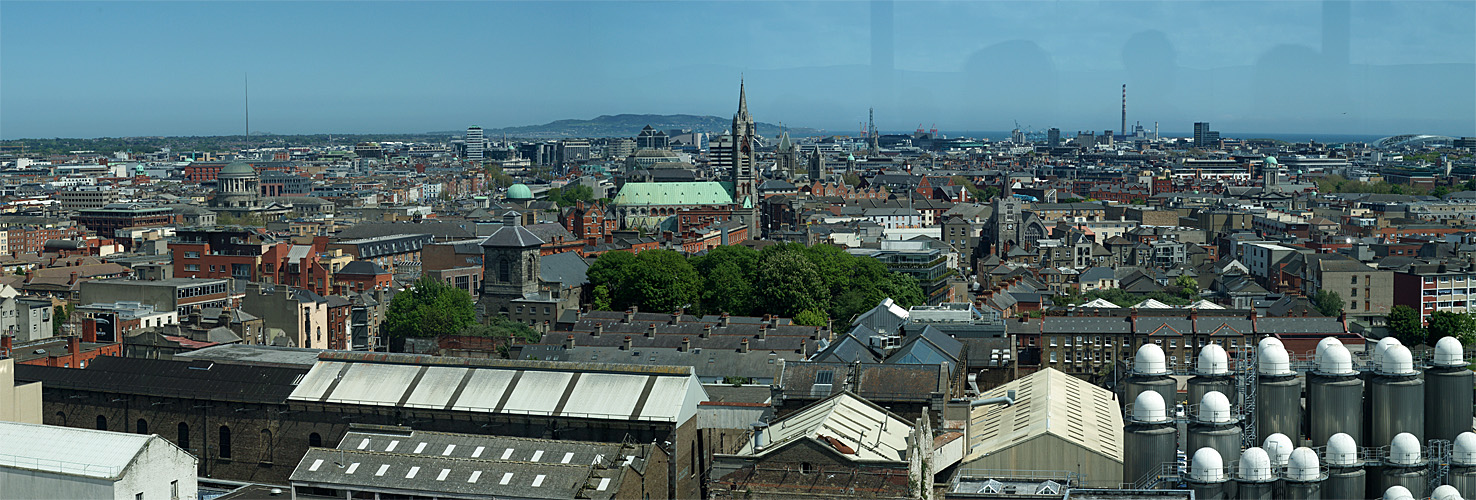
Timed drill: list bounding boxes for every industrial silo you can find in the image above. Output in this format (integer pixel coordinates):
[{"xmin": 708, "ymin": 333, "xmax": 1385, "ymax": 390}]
[
  {"xmin": 1235, "ymin": 447, "xmax": 1276, "ymax": 500},
  {"xmin": 1277, "ymin": 447, "xmax": 1323, "ymax": 500},
  {"xmin": 1127, "ymin": 343, "xmax": 1178, "ymax": 411},
  {"xmin": 1186, "ymin": 447, "xmax": 1232, "ymax": 500},
  {"xmin": 1189, "ymin": 343, "xmax": 1236, "ymax": 409},
  {"xmin": 1426, "ymin": 337, "xmax": 1474, "ymax": 443},
  {"xmin": 1369, "ymin": 344, "xmax": 1424, "ymax": 448},
  {"xmin": 1364, "ymin": 337, "xmax": 1404, "ymax": 440},
  {"xmin": 1382, "ymin": 485, "xmax": 1416, "ymax": 500},
  {"xmin": 1256, "ymin": 342, "xmax": 1302, "ymax": 443},
  {"xmin": 1307, "ymin": 338, "xmax": 1363, "ymax": 446},
  {"xmin": 1323, "ymin": 432, "xmax": 1365, "ymax": 500},
  {"xmin": 1188, "ymin": 391, "xmax": 1242, "ymax": 468},
  {"xmin": 1125, "ymin": 390, "xmax": 1178, "ymax": 489},
  {"xmin": 1452, "ymin": 432, "xmax": 1476, "ymax": 500},
  {"xmin": 1381, "ymin": 432, "xmax": 1428, "ymax": 498},
  {"xmin": 1263, "ymin": 433, "xmax": 1293, "ymax": 470},
  {"xmin": 1432, "ymin": 485, "xmax": 1464, "ymax": 500}
]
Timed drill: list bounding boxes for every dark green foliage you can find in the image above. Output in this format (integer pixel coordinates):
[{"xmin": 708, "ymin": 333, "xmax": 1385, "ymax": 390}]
[
  {"xmin": 1425, "ymin": 310, "xmax": 1476, "ymax": 346},
  {"xmin": 458, "ymin": 315, "xmax": 542, "ymax": 344},
  {"xmin": 384, "ymin": 276, "xmax": 476, "ymax": 338},
  {"xmin": 1313, "ymin": 290, "xmax": 1344, "ymax": 317},
  {"xmin": 754, "ymin": 250, "xmax": 827, "ymax": 316},
  {"xmin": 545, "ymin": 184, "xmax": 595, "ymax": 207},
  {"xmin": 1386, "ymin": 305, "xmax": 1427, "ymax": 347}
]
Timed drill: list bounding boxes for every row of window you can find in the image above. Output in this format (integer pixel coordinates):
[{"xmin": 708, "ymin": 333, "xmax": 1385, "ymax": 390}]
[{"xmin": 80, "ymin": 413, "xmax": 321, "ymax": 460}]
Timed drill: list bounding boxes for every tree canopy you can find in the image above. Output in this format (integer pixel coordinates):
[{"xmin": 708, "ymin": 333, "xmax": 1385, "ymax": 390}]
[
  {"xmin": 587, "ymin": 243, "xmax": 925, "ymax": 329},
  {"xmin": 1313, "ymin": 290, "xmax": 1344, "ymax": 318},
  {"xmin": 545, "ymin": 184, "xmax": 595, "ymax": 207},
  {"xmin": 384, "ymin": 276, "xmax": 476, "ymax": 338},
  {"xmin": 1426, "ymin": 310, "xmax": 1476, "ymax": 346},
  {"xmin": 1385, "ymin": 305, "xmax": 1427, "ymax": 347}
]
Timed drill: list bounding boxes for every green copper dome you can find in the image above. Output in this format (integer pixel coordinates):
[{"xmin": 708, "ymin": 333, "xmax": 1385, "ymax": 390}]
[
  {"xmin": 507, "ymin": 183, "xmax": 533, "ymax": 200},
  {"xmin": 219, "ymin": 160, "xmax": 255, "ymax": 176}
]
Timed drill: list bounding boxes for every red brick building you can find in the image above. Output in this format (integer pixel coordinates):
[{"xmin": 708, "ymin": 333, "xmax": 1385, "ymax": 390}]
[{"xmin": 2, "ymin": 335, "xmax": 122, "ymax": 369}]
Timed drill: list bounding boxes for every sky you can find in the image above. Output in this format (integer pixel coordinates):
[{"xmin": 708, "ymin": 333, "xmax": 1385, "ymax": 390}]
[{"xmin": 2, "ymin": 1, "xmax": 1473, "ymax": 139}]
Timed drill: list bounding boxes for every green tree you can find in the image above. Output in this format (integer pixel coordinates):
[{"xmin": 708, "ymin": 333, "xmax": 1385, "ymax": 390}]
[
  {"xmin": 591, "ymin": 284, "xmax": 613, "ymax": 311},
  {"xmin": 1431, "ymin": 186, "xmax": 1451, "ymax": 199},
  {"xmin": 384, "ymin": 276, "xmax": 476, "ymax": 339},
  {"xmin": 458, "ymin": 315, "xmax": 542, "ymax": 344},
  {"xmin": 587, "ymin": 251, "xmax": 640, "ymax": 309},
  {"xmin": 754, "ymin": 249, "xmax": 828, "ymax": 317},
  {"xmin": 1425, "ymin": 310, "xmax": 1476, "ymax": 346},
  {"xmin": 1313, "ymin": 290, "xmax": 1344, "ymax": 317},
  {"xmin": 793, "ymin": 309, "xmax": 829, "ymax": 327},
  {"xmin": 629, "ymin": 250, "xmax": 701, "ymax": 313},
  {"xmin": 52, "ymin": 304, "xmax": 73, "ymax": 337},
  {"xmin": 1173, "ymin": 275, "xmax": 1200, "ymax": 300},
  {"xmin": 1386, "ymin": 305, "xmax": 1427, "ymax": 347},
  {"xmin": 546, "ymin": 184, "xmax": 595, "ymax": 207},
  {"xmin": 692, "ymin": 245, "xmax": 760, "ymax": 316}
]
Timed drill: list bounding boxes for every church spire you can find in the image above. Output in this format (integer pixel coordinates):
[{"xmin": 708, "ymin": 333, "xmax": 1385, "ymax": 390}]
[{"xmin": 736, "ymin": 77, "xmax": 749, "ymax": 121}]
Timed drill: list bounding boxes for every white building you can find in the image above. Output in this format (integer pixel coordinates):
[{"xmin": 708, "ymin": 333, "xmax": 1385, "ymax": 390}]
[
  {"xmin": 466, "ymin": 126, "xmax": 484, "ymax": 161},
  {"xmin": 0, "ymin": 421, "xmax": 198, "ymax": 500}
]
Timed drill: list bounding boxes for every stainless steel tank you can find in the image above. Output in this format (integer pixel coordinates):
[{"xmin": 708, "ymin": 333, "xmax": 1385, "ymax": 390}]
[
  {"xmin": 1277, "ymin": 481, "xmax": 1321, "ymax": 500},
  {"xmin": 1325, "ymin": 465, "xmax": 1365, "ymax": 500},
  {"xmin": 1450, "ymin": 465, "xmax": 1476, "ymax": 500},
  {"xmin": 1187, "ymin": 447, "xmax": 1232, "ymax": 500},
  {"xmin": 1277, "ymin": 447, "xmax": 1324, "ymax": 500},
  {"xmin": 1426, "ymin": 337, "xmax": 1474, "ymax": 443},
  {"xmin": 1367, "ymin": 376, "xmax": 1424, "ymax": 447},
  {"xmin": 1306, "ymin": 371, "xmax": 1363, "ymax": 447},
  {"xmin": 1127, "ymin": 375, "xmax": 1178, "ymax": 414},
  {"xmin": 1189, "ymin": 422, "xmax": 1242, "ymax": 472},
  {"xmin": 1189, "ymin": 479, "xmax": 1231, "ymax": 500},
  {"xmin": 1256, "ymin": 373, "xmax": 1302, "ymax": 443},
  {"xmin": 1380, "ymin": 433, "xmax": 1427, "ymax": 498},
  {"xmin": 1236, "ymin": 447, "xmax": 1275, "ymax": 500},
  {"xmin": 1125, "ymin": 422, "xmax": 1177, "ymax": 489},
  {"xmin": 1380, "ymin": 466, "xmax": 1427, "ymax": 499},
  {"xmin": 1189, "ymin": 375, "xmax": 1237, "ymax": 412},
  {"xmin": 1235, "ymin": 480, "xmax": 1274, "ymax": 499}
]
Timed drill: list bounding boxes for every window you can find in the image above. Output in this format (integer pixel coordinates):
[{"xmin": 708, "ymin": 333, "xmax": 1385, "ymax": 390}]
[
  {"xmin": 137, "ymin": 419, "xmax": 148, "ymax": 435},
  {"xmin": 96, "ymin": 415, "xmax": 107, "ymax": 431},
  {"xmin": 184, "ymin": 251, "xmax": 200, "ymax": 259},
  {"xmin": 178, "ymin": 422, "xmax": 190, "ymax": 450},
  {"xmin": 1351, "ymin": 301, "xmax": 1358, "ymax": 310},
  {"xmin": 219, "ymin": 426, "xmax": 232, "ymax": 459},
  {"xmin": 260, "ymin": 429, "xmax": 274, "ymax": 463},
  {"xmin": 1169, "ymin": 339, "xmax": 1177, "ymax": 348},
  {"xmin": 309, "ymin": 433, "xmax": 322, "ymax": 448},
  {"xmin": 1351, "ymin": 289, "xmax": 1357, "ymax": 297},
  {"xmin": 1352, "ymin": 276, "xmax": 1357, "ymax": 284},
  {"xmin": 171, "ymin": 480, "xmax": 179, "ymax": 500},
  {"xmin": 1049, "ymin": 336, "xmax": 1057, "ymax": 347},
  {"xmin": 185, "ymin": 264, "xmax": 199, "ymax": 272}
]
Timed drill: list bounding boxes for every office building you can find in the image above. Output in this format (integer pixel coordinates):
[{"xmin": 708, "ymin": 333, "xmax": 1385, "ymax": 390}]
[{"xmin": 466, "ymin": 126, "xmax": 484, "ymax": 161}]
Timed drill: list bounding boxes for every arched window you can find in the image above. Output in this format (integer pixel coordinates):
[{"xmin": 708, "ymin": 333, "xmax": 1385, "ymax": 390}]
[
  {"xmin": 178, "ymin": 423, "xmax": 190, "ymax": 450},
  {"xmin": 498, "ymin": 258, "xmax": 510, "ymax": 282},
  {"xmin": 54, "ymin": 412, "xmax": 65, "ymax": 426},
  {"xmin": 259, "ymin": 429, "xmax": 274, "ymax": 463},
  {"xmin": 136, "ymin": 419, "xmax": 148, "ymax": 435},
  {"xmin": 95, "ymin": 415, "xmax": 107, "ymax": 431},
  {"xmin": 219, "ymin": 426, "xmax": 232, "ymax": 459},
  {"xmin": 309, "ymin": 433, "xmax": 322, "ymax": 448}
]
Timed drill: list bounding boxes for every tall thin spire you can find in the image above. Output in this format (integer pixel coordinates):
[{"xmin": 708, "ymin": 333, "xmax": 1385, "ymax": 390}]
[
  {"xmin": 244, "ymin": 73, "xmax": 250, "ymax": 154},
  {"xmin": 736, "ymin": 76, "xmax": 748, "ymax": 119}
]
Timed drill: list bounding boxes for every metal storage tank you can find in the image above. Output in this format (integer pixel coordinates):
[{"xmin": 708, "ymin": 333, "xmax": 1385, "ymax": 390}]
[
  {"xmin": 1432, "ymin": 485, "xmax": 1463, "ymax": 500},
  {"xmin": 1189, "ymin": 343, "xmax": 1237, "ymax": 409},
  {"xmin": 1127, "ymin": 343, "xmax": 1178, "ymax": 411},
  {"xmin": 1125, "ymin": 390, "xmax": 1178, "ymax": 489},
  {"xmin": 1382, "ymin": 485, "xmax": 1416, "ymax": 500},
  {"xmin": 1235, "ymin": 447, "xmax": 1276, "ymax": 500},
  {"xmin": 1307, "ymin": 338, "xmax": 1363, "ymax": 446},
  {"xmin": 1452, "ymin": 432, "xmax": 1476, "ymax": 500},
  {"xmin": 1277, "ymin": 447, "xmax": 1323, "ymax": 500},
  {"xmin": 1189, "ymin": 391, "xmax": 1242, "ymax": 469},
  {"xmin": 1369, "ymin": 345, "xmax": 1424, "ymax": 448},
  {"xmin": 1256, "ymin": 343, "xmax": 1302, "ymax": 443},
  {"xmin": 1380, "ymin": 432, "xmax": 1428, "ymax": 498},
  {"xmin": 1186, "ymin": 447, "xmax": 1232, "ymax": 500},
  {"xmin": 1263, "ymin": 433, "xmax": 1294, "ymax": 470},
  {"xmin": 1427, "ymin": 337, "xmax": 1474, "ymax": 443},
  {"xmin": 1323, "ymin": 432, "xmax": 1365, "ymax": 500}
]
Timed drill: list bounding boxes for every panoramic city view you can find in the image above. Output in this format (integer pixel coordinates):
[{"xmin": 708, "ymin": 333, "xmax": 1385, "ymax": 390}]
[{"xmin": 1, "ymin": 1, "xmax": 1474, "ymax": 499}]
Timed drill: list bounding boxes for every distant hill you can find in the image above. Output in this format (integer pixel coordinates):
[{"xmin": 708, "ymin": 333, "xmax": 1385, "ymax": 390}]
[{"xmin": 476, "ymin": 114, "xmax": 825, "ymax": 139}]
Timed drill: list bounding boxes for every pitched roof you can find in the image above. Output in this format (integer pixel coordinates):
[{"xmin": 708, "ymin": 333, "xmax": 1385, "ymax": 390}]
[
  {"xmin": 0, "ymin": 421, "xmax": 175, "ymax": 480},
  {"xmin": 480, "ymin": 223, "xmax": 545, "ymax": 248},
  {"xmin": 734, "ymin": 392, "xmax": 912, "ymax": 463},
  {"xmin": 965, "ymin": 368, "xmax": 1122, "ymax": 463},
  {"xmin": 611, "ymin": 181, "xmax": 734, "ymax": 206}
]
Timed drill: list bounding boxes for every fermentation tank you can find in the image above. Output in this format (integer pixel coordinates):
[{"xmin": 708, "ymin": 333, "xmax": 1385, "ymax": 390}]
[
  {"xmin": 1256, "ymin": 343, "xmax": 1302, "ymax": 444},
  {"xmin": 1323, "ymin": 432, "xmax": 1365, "ymax": 500},
  {"xmin": 1189, "ymin": 343, "xmax": 1236, "ymax": 409},
  {"xmin": 1452, "ymin": 432, "xmax": 1476, "ymax": 500},
  {"xmin": 1188, "ymin": 391, "xmax": 1242, "ymax": 469},
  {"xmin": 1307, "ymin": 338, "xmax": 1363, "ymax": 446},
  {"xmin": 1382, "ymin": 485, "xmax": 1416, "ymax": 500},
  {"xmin": 1127, "ymin": 343, "xmax": 1178, "ymax": 412},
  {"xmin": 1380, "ymin": 432, "xmax": 1428, "ymax": 498},
  {"xmin": 1186, "ymin": 447, "xmax": 1232, "ymax": 500},
  {"xmin": 1125, "ymin": 390, "xmax": 1178, "ymax": 489},
  {"xmin": 1235, "ymin": 447, "xmax": 1275, "ymax": 500},
  {"xmin": 1369, "ymin": 345, "xmax": 1424, "ymax": 448},
  {"xmin": 1263, "ymin": 433, "xmax": 1293, "ymax": 469},
  {"xmin": 1426, "ymin": 337, "xmax": 1474, "ymax": 443},
  {"xmin": 1277, "ymin": 447, "xmax": 1323, "ymax": 500},
  {"xmin": 1364, "ymin": 337, "xmax": 1404, "ymax": 440},
  {"xmin": 1432, "ymin": 485, "xmax": 1463, "ymax": 500}
]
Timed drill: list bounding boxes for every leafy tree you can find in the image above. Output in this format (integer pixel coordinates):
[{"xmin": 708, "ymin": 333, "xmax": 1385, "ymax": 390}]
[
  {"xmin": 754, "ymin": 249, "xmax": 828, "ymax": 317},
  {"xmin": 587, "ymin": 251, "xmax": 640, "ymax": 309},
  {"xmin": 1431, "ymin": 186, "xmax": 1451, "ymax": 199},
  {"xmin": 545, "ymin": 184, "xmax": 595, "ymax": 207},
  {"xmin": 699, "ymin": 261, "xmax": 755, "ymax": 316},
  {"xmin": 1385, "ymin": 305, "xmax": 1427, "ymax": 347},
  {"xmin": 1425, "ymin": 310, "xmax": 1476, "ymax": 346},
  {"xmin": 1173, "ymin": 275, "xmax": 1200, "ymax": 300},
  {"xmin": 628, "ymin": 250, "xmax": 701, "ymax": 313},
  {"xmin": 384, "ymin": 276, "xmax": 476, "ymax": 339},
  {"xmin": 793, "ymin": 309, "xmax": 829, "ymax": 327},
  {"xmin": 591, "ymin": 284, "xmax": 613, "ymax": 311},
  {"xmin": 52, "ymin": 304, "xmax": 73, "ymax": 337},
  {"xmin": 1312, "ymin": 290, "xmax": 1344, "ymax": 318},
  {"xmin": 458, "ymin": 315, "xmax": 542, "ymax": 344}
]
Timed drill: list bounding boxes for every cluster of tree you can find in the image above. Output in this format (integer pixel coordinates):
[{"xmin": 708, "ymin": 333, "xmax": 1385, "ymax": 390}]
[
  {"xmin": 1385, "ymin": 305, "xmax": 1476, "ymax": 347},
  {"xmin": 587, "ymin": 244, "xmax": 926, "ymax": 330},
  {"xmin": 950, "ymin": 176, "xmax": 1000, "ymax": 201},
  {"xmin": 1316, "ymin": 174, "xmax": 1425, "ymax": 196},
  {"xmin": 1053, "ymin": 275, "xmax": 1200, "ymax": 307},
  {"xmin": 544, "ymin": 184, "xmax": 596, "ymax": 208},
  {"xmin": 384, "ymin": 276, "xmax": 538, "ymax": 344},
  {"xmin": 1312, "ymin": 290, "xmax": 1345, "ymax": 317},
  {"xmin": 217, "ymin": 213, "xmax": 266, "ymax": 227}
]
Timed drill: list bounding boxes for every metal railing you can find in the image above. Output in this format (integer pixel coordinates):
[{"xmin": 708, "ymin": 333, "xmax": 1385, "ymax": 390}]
[{"xmin": 0, "ymin": 452, "xmax": 121, "ymax": 478}]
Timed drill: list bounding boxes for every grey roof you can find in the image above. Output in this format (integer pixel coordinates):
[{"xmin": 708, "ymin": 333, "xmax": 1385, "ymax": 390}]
[
  {"xmin": 480, "ymin": 224, "xmax": 545, "ymax": 248},
  {"xmin": 524, "ymin": 345, "xmax": 797, "ymax": 381},
  {"xmin": 1079, "ymin": 267, "xmax": 1116, "ymax": 283},
  {"xmin": 539, "ymin": 251, "xmax": 589, "ymax": 287},
  {"xmin": 337, "ymin": 222, "xmax": 476, "ymax": 240},
  {"xmin": 0, "ymin": 421, "xmax": 176, "ymax": 480},
  {"xmin": 174, "ymin": 343, "xmax": 326, "ymax": 368},
  {"xmin": 810, "ymin": 334, "xmax": 881, "ymax": 364},
  {"xmin": 338, "ymin": 260, "xmax": 389, "ymax": 276}
]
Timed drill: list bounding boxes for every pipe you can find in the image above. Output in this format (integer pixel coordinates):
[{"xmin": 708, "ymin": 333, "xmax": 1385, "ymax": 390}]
[{"xmin": 971, "ymin": 390, "xmax": 1016, "ymax": 408}]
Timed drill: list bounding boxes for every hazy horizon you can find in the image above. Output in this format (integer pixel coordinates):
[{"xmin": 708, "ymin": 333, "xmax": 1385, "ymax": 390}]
[{"xmin": 3, "ymin": 1, "xmax": 1473, "ymax": 140}]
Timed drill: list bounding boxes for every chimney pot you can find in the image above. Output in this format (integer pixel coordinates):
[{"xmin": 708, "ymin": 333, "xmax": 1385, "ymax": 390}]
[
  {"xmin": 622, "ymin": 336, "xmax": 632, "ymax": 350},
  {"xmin": 681, "ymin": 337, "xmax": 691, "ymax": 352},
  {"xmin": 593, "ymin": 323, "xmax": 603, "ymax": 337},
  {"xmin": 68, "ymin": 335, "xmax": 81, "ymax": 355},
  {"xmin": 565, "ymin": 334, "xmax": 575, "ymax": 349},
  {"xmin": 739, "ymin": 337, "xmax": 750, "ymax": 353},
  {"xmin": 757, "ymin": 324, "xmax": 767, "ymax": 339},
  {"xmin": 646, "ymin": 323, "xmax": 656, "ymax": 338},
  {"xmin": 702, "ymin": 325, "xmax": 712, "ymax": 338}
]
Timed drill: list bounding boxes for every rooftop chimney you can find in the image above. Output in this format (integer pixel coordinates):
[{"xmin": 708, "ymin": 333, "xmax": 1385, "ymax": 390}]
[
  {"xmin": 2, "ymin": 335, "xmax": 11, "ymax": 357},
  {"xmin": 740, "ymin": 337, "xmax": 750, "ymax": 353},
  {"xmin": 757, "ymin": 324, "xmax": 768, "ymax": 339},
  {"xmin": 702, "ymin": 324, "xmax": 712, "ymax": 338},
  {"xmin": 622, "ymin": 336, "xmax": 633, "ymax": 351},
  {"xmin": 671, "ymin": 309, "xmax": 682, "ymax": 325},
  {"xmin": 68, "ymin": 335, "xmax": 81, "ymax": 355},
  {"xmin": 646, "ymin": 323, "xmax": 657, "ymax": 338},
  {"xmin": 623, "ymin": 307, "xmax": 635, "ymax": 324},
  {"xmin": 769, "ymin": 315, "xmax": 780, "ymax": 328},
  {"xmin": 565, "ymin": 335, "xmax": 575, "ymax": 349},
  {"xmin": 798, "ymin": 339, "xmax": 807, "ymax": 356},
  {"xmin": 592, "ymin": 323, "xmax": 603, "ymax": 337},
  {"xmin": 719, "ymin": 313, "xmax": 730, "ymax": 327},
  {"xmin": 680, "ymin": 337, "xmax": 691, "ymax": 353}
]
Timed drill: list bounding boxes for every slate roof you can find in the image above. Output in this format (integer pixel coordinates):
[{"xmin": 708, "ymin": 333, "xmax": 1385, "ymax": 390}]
[
  {"xmin": 539, "ymin": 251, "xmax": 589, "ymax": 287},
  {"xmin": 13, "ymin": 355, "xmax": 307, "ymax": 403},
  {"xmin": 337, "ymin": 222, "xmax": 477, "ymax": 241},
  {"xmin": 777, "ymin": 361, "xmax": 949, "ymax": 403},
  {"xmin": 338, "ymin": 261, "xmax": 389, "ymax": 276},
  {"xmin": 480, "ymin": 223, "xmax": 545, "ymax": 248}
]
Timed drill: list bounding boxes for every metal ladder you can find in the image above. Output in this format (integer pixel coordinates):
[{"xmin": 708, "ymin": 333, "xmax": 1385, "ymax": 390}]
[{"xmin": 1238, "ymin": 345, "xmax": 1258, "ymax": 450}]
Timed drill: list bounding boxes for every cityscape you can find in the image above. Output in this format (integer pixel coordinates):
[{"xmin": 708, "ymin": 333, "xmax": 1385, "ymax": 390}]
[{"xmin": 2, "ymin": 1, "xmax": 1475, "ymax": 500}]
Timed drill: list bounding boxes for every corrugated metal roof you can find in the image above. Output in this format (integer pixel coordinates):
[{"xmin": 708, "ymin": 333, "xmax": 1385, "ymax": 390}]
[
  {"xmin": 0, "ymin": 421, "xmax": 168, "ymax": 480},
  {"xmin": 965, "ymin": 367, "xmax": 1123, "ymax": 464},
  {"xmin": 734, "ymin": 392, "xmax": 912, "ymax": 463}
]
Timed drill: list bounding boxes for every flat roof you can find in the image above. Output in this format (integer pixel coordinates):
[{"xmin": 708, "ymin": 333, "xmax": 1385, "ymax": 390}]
[{"xmin": 0, "ymin": 421, "xmax": 162, "ymax": 480}]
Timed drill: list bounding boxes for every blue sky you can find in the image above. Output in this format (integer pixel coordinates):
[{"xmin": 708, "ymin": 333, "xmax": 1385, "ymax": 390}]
[{"xmin": 2, "ymin": 1, "xmax": 1472, "ymax": 139}]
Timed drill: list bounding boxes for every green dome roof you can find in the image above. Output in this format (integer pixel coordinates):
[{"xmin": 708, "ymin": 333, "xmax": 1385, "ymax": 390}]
[
  {"xmin": 1264, "ymin": 156, "xmax": 1279, "ymax": 165},
  {"xmin": 507, "ymin": 183, "xmax": 533, "ymax": 200},
  {"xmin": 219, "ymin": 160, "xmax": 255, "ymax": 176}
]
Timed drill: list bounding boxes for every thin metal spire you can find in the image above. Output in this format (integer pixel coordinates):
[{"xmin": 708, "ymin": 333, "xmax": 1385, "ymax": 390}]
[{"xmin": 244, "ymin": 73, "xmax": 250, "ymax": 154}]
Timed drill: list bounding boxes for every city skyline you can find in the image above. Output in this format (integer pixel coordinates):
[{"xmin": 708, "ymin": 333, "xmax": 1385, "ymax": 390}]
[{"xmin": 2, "ymin": 1, "xmax": 1473, "ymax": 139}]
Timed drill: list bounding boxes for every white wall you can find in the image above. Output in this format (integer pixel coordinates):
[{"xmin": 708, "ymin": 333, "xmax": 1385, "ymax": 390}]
[{"xmin": 112, "ymin": 436, "xmax": 198, "ymax": 500}]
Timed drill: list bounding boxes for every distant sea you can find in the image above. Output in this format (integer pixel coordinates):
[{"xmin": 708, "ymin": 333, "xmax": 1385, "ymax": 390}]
[{"xmin": 896, "ymin": 130, "xmax": 1391, "ymax": 144}]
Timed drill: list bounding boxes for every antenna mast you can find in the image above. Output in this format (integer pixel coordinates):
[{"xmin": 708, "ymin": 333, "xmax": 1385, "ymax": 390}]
[{"xmin": 244, "ymin": 73, "xmax": 251, "ymax": 155}]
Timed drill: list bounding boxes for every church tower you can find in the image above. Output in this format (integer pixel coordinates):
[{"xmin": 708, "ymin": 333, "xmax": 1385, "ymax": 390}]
[
  {"xmin": 730, "ymin": 79, "xmax": 760, "ymax": 236},
  {"xmin": 991, "ymin": 182, "xmax": 1022, "ymax": 254},
  {"xmin": 775, "ymin": 131, "xmax": 797, "ymax": 179},
  {"xmin": 477, "ymin": 212, "xmax": 544, "ymax": 319},
  {"xmin": 808, "ymin": 150, "xmax": 825, "ymax": 182}
]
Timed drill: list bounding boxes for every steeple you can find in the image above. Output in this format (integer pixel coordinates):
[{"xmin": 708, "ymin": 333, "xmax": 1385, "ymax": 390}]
[{"xmin": 737, "ymin": 77, "xmax": 749, "ymax": 120}]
